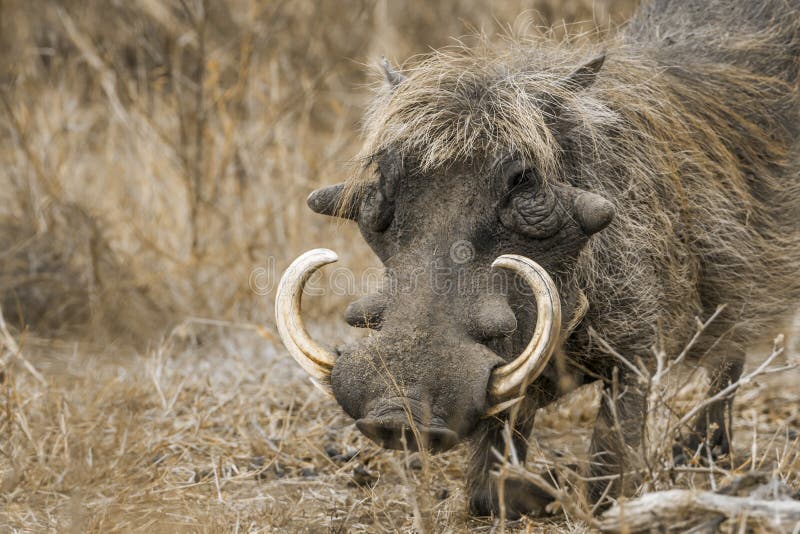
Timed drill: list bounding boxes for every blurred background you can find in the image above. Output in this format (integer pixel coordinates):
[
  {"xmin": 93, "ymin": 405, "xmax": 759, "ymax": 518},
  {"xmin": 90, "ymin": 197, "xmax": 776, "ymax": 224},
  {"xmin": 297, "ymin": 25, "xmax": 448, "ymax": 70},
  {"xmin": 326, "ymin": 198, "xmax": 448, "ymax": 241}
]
[
  {"xmin": 0, "ymin": 0, "xmax": 637, "ymax": 348},
  {"xmin": 4, "ymin": 3, "xmax": 800, "ymax": 533}
]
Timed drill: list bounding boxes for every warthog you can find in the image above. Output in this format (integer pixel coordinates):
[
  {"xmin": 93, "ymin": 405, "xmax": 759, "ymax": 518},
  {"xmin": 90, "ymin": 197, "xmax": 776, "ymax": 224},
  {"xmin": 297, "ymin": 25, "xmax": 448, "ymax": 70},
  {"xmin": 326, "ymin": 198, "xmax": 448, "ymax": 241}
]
[{"xmin": 277, "ymin": 0, "xmax": 800, "ymax": 517}]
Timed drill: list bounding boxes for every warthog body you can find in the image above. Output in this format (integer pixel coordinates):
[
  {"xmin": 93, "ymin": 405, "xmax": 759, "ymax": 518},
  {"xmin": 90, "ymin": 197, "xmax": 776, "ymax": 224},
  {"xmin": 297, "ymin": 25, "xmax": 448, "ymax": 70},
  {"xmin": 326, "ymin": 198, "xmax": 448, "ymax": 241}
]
[{"xmin": 288, "ymin": 0, "xmax": 800, "ymax": 517}]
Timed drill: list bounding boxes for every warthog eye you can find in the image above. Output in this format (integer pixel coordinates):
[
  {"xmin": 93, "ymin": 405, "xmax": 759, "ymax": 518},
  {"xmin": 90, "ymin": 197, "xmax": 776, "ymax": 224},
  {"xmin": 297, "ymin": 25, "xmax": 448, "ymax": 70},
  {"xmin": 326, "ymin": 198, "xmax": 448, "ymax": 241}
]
[
  {"xmin": 359, "ymin": 155, "xmax": 399, "ymax": 233},
  {"xmin": 506, "ymin": 167, "xmax": 536, "ymax": 192}
]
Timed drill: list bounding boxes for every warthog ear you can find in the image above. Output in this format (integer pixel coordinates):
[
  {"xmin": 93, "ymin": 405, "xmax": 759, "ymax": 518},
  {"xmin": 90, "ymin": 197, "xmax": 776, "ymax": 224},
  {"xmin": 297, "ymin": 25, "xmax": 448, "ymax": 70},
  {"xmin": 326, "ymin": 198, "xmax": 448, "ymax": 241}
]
[
  {"xmin": 307, "ymin": 183, "xmax": 358, "ymax": 220},
  {"xmin": 573, "ymin": 191, "xmax": 615, "ymax": 235},
  {"xmin": 380, "ymin": 56, "xmax": 406, "ymax": 87},
  {"xmin": 544, "ymin": 54, "xmax": 606, "ymax": 126},
  {"xmin": 564, "ymin": 53, "xmax": 605, "ymax": 90}
]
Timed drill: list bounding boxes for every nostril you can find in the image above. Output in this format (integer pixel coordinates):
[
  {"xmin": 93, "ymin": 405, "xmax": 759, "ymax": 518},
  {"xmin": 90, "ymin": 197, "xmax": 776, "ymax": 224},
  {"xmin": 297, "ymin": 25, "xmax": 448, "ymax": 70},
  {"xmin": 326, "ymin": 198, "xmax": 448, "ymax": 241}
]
[
  {"xmin": 379, "ymin": 426, "xmax": 395, "ymax": 442},
  {"xmin": 355, "ymin": 417, "xmax": 459, "ymax": 453},
  {"xmin": 356, "ymin": 418, "xmax": 407, "ymax": 450}
]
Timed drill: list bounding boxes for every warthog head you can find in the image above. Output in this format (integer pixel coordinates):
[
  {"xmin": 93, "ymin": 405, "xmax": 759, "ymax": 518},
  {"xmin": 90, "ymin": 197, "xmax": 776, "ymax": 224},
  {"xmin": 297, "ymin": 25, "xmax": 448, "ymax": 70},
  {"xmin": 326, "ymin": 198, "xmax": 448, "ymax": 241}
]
[{"xmin": 277, "ymin": 54, "xmax": 614, "ymax": 452}]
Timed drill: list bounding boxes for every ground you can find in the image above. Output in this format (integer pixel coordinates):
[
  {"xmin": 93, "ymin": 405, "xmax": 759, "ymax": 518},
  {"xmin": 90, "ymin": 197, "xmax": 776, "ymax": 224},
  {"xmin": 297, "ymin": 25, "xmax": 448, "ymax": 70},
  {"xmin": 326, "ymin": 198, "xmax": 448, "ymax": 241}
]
[{"xmin": 2, "ymin": 318, "xmax": 797, "ymax": 532}]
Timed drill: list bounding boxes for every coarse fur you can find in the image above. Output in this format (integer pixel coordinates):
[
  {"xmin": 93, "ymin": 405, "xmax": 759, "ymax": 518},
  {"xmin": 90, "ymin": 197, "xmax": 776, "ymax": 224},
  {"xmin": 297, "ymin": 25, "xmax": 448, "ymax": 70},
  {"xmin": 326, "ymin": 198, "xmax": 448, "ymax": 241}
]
[{"xmin": 310, "ymin": 0, "xmax": 800, "ymax": 518}]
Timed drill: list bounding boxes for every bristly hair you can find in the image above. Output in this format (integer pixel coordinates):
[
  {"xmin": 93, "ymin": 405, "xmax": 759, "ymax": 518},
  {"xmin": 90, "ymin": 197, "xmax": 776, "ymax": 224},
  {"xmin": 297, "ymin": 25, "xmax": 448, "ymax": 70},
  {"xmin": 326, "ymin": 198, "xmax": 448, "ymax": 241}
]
[
  {"xmin": 344, "ymin": 0, "xmax": 800, "ymax": 359},
  {"xmin": 356, "ymin": 42, "xmax": 617, "ymax": 179}
]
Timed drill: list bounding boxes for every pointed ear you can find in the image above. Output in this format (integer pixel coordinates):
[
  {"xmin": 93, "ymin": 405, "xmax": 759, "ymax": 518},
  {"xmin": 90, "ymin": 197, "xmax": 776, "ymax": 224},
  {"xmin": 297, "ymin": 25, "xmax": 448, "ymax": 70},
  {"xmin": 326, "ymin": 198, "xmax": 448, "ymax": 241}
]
[
  {"xmin": 380, "ymin": 56, "xmax": 406, "ymax": 88},
  {"xmin": 542, "ymin": 54, "xmax": 606, "ymax": 126},
  {"xmin": 564, "ymin": 53, "xmax": 605, "ymax": 90}
]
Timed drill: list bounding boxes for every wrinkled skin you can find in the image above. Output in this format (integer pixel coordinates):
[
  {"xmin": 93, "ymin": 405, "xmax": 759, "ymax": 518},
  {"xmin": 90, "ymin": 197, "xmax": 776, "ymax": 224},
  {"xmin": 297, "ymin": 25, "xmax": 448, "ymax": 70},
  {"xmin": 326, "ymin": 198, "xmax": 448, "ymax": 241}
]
[{"xmin": 313, "ymin": 153, "xmax": 613, "ymax": 517}]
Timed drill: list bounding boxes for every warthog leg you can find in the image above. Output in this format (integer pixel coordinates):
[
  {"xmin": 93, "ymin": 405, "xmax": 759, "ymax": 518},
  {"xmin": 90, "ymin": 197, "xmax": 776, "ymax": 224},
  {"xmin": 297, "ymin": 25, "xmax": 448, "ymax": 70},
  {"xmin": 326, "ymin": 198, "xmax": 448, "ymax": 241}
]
[
  {"xmin": 674, "ymin": 346, "xmax": 746, "ymax": 464},
  {"xmin": 588, "ymin": 369, "xmax": 647, "ymax": 506},
  {"xmin": 466, "ymin": 389, "xmax": 556, "ymax": 518}
]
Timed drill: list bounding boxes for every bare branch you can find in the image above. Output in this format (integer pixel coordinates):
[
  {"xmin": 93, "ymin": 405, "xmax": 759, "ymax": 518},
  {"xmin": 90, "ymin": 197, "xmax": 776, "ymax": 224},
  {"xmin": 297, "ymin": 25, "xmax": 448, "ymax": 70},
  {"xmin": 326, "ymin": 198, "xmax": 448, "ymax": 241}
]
[
  {"xmin": 588, "ymin": 327, "xmax": 647, "ymax": 381},
  {"xmin": 600, "ymin": 486, "xmax": 800, "ymax": 532},
  {"xmin": 663, "ymin": 304, "xmax": 727, "ymax": 376},
  {"xmin": 676, "ymin": 337, "xmax": 791, "ymax": 430},
  {"xmin": 0, "ymin": 307, "xmax": 45, "ymax": 385}
]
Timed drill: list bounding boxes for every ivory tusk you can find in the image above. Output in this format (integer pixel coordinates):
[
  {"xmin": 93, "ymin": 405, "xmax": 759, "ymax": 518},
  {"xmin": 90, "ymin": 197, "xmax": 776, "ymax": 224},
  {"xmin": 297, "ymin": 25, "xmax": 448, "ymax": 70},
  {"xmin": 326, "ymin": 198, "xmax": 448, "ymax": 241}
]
[
  {"xmin": 275, "ymin": 249, "xmax": 339, "ymax": 387},
  {"xmin": 486, "ymin": 254, "xmax": 561, "ymax": 411}
]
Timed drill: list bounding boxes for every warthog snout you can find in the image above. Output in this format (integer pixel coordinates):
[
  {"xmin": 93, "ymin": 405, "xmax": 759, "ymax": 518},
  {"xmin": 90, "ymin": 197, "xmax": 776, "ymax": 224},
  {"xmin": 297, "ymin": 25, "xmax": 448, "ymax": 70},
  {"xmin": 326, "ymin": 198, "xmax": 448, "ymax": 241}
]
[
  {"xmin": 275, "ymin": 249, "xmax": 562, "ymax": 451},
  {"xmin": 356, "ymin": 418, "xmax": 459, "ymax": 453},
  {"xmin": 354, "ymin": 398, "xmax": 460, "ymax": 452},
  {"xmin": 330, "ymin": 328, "xmax": 505, "ymax": 449}
]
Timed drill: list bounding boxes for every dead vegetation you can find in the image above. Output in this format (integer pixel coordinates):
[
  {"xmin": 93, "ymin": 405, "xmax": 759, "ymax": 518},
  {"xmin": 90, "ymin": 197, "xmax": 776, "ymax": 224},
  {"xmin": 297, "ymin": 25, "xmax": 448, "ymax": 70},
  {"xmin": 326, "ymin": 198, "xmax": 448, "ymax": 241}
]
[
  {"xmin": 1, "ymin": 0, "xmax": 798, "ymax": 532},
  {"xmin": 2, "ymin": 302, "xmax": 797, "ymax": 532},
  {"xmin": 494, "ymin": 314, "xmax": 800, "ymax": 533}
]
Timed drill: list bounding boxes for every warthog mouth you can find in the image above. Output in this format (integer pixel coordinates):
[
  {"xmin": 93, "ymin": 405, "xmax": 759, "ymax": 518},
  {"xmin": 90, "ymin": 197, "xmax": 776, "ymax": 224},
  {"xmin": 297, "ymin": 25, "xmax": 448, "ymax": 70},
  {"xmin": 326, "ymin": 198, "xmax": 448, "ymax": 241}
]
[{"xmin": 275, "ymin": 248, "xmax": 562, "ymax": 420}]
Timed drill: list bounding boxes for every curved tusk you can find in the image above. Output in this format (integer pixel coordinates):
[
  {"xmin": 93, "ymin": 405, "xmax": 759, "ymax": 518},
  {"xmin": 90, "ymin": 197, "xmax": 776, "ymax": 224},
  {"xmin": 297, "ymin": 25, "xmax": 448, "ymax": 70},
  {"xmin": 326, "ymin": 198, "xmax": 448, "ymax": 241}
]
[
  {"xmin": 275, "ymin": 249, "xmax": 339, "ymax": 388},
  {"xmin": 486, "ymin": 254, "xmax": 562, "ymax": 409},
  {"xmin": 481, "ymin": 396, "xmax": 525, "ymax": 419}
]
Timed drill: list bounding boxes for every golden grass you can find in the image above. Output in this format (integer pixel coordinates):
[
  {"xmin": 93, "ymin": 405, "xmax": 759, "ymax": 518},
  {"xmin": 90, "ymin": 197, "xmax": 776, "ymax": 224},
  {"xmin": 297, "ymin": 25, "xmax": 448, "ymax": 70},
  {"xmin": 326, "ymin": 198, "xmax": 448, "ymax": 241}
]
[
  {"xmin": 2, "ymin": 320, "xmax": 797, "ymax": 532},
  {"xmin": 1, "ymin": 1, "xmax": 798, "ymax": 532}
]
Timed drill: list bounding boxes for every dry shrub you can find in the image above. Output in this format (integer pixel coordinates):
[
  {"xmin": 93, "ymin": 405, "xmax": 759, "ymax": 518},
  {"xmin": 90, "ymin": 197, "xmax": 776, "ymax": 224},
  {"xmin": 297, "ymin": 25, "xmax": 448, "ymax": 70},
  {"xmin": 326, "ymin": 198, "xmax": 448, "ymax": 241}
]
[
  {"xmin": 8, "ymin": 1, "xmax": 794, "ymax": 532},
  {"xmin": 0, "ymin": 0, "xmax": 637, "ymax": 343},
  {"xmin": 0, "ymin": 200, "xmax": 169, "ymax": 345},
  {"xmin": 494, "ymin": 315, "xmax": 800, "ymax": 533}
]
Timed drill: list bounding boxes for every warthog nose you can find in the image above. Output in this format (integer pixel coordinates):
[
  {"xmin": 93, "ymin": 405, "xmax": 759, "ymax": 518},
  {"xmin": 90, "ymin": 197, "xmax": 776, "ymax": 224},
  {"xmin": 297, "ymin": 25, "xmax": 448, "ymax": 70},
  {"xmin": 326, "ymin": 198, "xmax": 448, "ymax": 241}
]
[{"xmin": 355, "ymin": 417, "xmax": 459, "ymax": 453}]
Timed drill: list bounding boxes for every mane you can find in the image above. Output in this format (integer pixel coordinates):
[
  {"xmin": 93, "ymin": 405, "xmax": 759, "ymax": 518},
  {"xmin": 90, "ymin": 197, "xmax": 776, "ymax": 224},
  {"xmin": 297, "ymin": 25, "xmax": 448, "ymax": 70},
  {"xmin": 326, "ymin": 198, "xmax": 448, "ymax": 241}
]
[
  {"xmin": 356, "ymin": 42, "xmax": 614, "ymax": 177},
  {"xmin": 348, "ymin": 0, "xmax": 800, "ymax": 354}
]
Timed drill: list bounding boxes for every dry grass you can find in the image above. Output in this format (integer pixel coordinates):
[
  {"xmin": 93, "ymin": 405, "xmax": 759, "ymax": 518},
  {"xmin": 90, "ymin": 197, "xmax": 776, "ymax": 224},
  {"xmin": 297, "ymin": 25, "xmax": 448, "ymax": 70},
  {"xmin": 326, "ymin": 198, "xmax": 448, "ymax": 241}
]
[
  {"xmin": 1, "ymin": 1, "xmax": 798, "ymax": 532},
  {"xmin": 2, "ymin": 310, "xmax": 797, "ymax": 532},
  {"xmin": 0, "ymin": 0, "xmax": 635, "ymax": 337}
]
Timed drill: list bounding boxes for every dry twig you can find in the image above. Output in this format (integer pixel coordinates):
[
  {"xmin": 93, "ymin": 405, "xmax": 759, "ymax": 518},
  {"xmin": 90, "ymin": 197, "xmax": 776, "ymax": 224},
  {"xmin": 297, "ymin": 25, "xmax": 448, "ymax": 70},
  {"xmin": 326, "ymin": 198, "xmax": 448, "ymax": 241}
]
[{"xmin": 600, "ymin": 483, "xmax": 800, "ymax": 532}]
